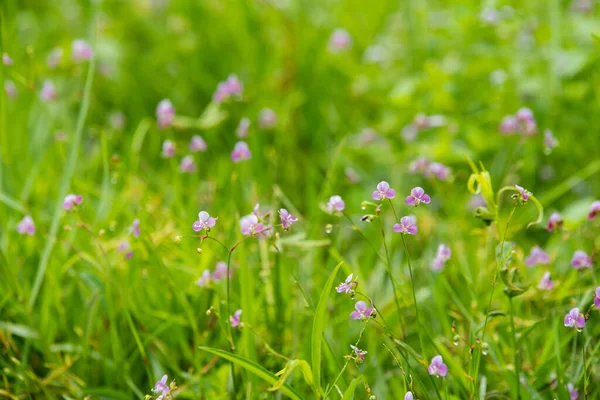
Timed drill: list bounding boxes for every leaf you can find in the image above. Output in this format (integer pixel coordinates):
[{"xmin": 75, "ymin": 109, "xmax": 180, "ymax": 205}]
[
  {"xmin": 341, "ymin": 376, "xmax": 365, "ymax": 400},
  {"xmin": 198, "ymin": 347, "xmax": 303, "ymax": 400},
  {"xmin": 311, "ymin": 261, "xmax": 343, "ymax": 397},
  {"xmin": 270, "ymin": 359, "xmax": 315, "ymax": 395}
]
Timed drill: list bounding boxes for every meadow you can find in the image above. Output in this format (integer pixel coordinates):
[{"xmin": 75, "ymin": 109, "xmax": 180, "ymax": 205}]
[{"xmin": 1, "ymin": 0, "xmax": 600, "ymax": 399}]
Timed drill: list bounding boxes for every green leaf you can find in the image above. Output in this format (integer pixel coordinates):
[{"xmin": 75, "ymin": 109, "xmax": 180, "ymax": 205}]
[
  {"xmin": 311, "ymin": 261, "xmax": 344, "ymax": 397},
  {"xmin": 198, "ymin": 347, "xmax": 303, "ymax": 400},
  {"xmin": 341, "ymin": 376, "xmax": 365, "ymax": 400},
  {"xmin": 270, "ymin": 359, "xmax": 315, "ymax": 395}
]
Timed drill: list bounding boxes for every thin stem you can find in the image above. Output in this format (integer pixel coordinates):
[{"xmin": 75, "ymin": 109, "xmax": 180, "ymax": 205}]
[
  {"xmin": 380, "ymin": 218, "xmax": 407, "ymax": 339},
  {"xmin": 401, "ymin": 234, "xmax": 426, "ymax": 359},
  {"xmin": 509, "ymin": 297, "xmax": 521, "ymax": 399}
]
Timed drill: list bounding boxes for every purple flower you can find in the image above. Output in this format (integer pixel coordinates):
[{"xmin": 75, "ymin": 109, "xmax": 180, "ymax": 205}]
[
  {"xmin": 538, "ymin": 271, "xmax": 554, "ymax": 291},
  {"xmin": 71, "ymin": 39, "xmax": 93, "ymax": 62},
  {"xmin": 499, "ymin": 115, "xmax": 518, "ymax": 134},
  {"xmin": 393, "ymin": 216, "xmax": 418, "ymax": 235},
  {"xmin": 2, "ymin": 53, "xmax": 13, "ymax": 66},
  {"xmin": 525, "ymin": 246, "xmax": 550, "ymax": 267},
  {"xmin": 130, "ymin": 219, "xmax": 140, "ymax": 238},
  {"xmin": 328, "ymin": 28, "xmax": 352, "ymax": 52},
  {"xmin": 327, "ymin": 195, "xmax": 345, "ymax": 213},
  {"xmin": 336, "ymin": 274, "xmax": 357, "ymax": 293},
  {"xmin": 588, "ymin": 200, "xmax": 600, "ymax": 220},
  {"xmin": 152, "ymin": 375, "xmax": 170, "ymax": 399},
  {"xmin": 568, "ymin": 383, "xmax": 578, "ymax": 400},
  {"xmin": 118, "ymin": 241, "xmax": 133, "ymax": 259},
  {"xmin": 4, "ymin": 80, "xmax": 17, "ymax": 99},
  {"xmin": 428, "ymin": 162, "xmax": 450, "ymax": 181},
  {"xmin": 571, "ymin": 250, "xmax": 592, "ymax": 269},
  {"xmin": 594, "ymin": 287, "xmax": 600, "ymax": 309},
  {"xmin": 196, "ymin": 269, "xmax": 211, "ymax": 287},
  {"xmin": 189, "ymin": 135, "xmax": 207, "ymax": 152},
  {"xmin": 515, "ymin": 185, "xmax": 531, "ymax": 203},
  {"xmin": 544, "ymin": 129, "xmax": 559, "ymax": 152},
  {"xmin": 404, "ymin": 392, "xmax": 414, "ymax": 400},
  {"xmin": 405, "ymin": 186, "xmax": 431, "ymax": 207},
  {"xmin": 428, "ymin": 355, "xmax": 448, "ymax": 377},
  {"xmin": 240, "ymin": 214, "xmax": 265, "ymax": 236},
  {"xmin": 192, "ymin": 211, "xmax": 217, "ymax": 232},
  {"xmin": 231, "ymin": 141, "xmax": 251, "ymax": 163},
  {"xmin": 40, "ymin": 80, "xmax": 56, "ymax": 102},
  {"xmin": 516, "ymin": 107, "xmax": 537, "ymax": 135},
  {"xmin": 213, "ymin": 74, "xmax": 243, "ymax": 103},
  {"xmin": 409, "ymin": 157, "xmax": 430, "ymax": 174},
  {"xmin": 162, "ymin": 140, "xmax": 176, "ymax": 158},
  {"xmin": 179, "ymin": 155, "xmax": 196, "ymax": 173},
  {"xmin": 279, "ymin": 208, "xmax": 298, "ymax": 229},
  {"xmin": 230, "ymin": 309, "xmax": 242, "ymax": 328},
  {"xmin": 258, "ymin": 108, "xmax": 278, "ymax": 129},
  {"xmin": 564, "ymin": 307, "xmax": 585, "ymax": 329},
  {"xmin": 350, "ymin": 301, "xmax": 374, "ymax": 320},
  {"xmin": 63, "ymin": 194, "xmax": 83, "ymax": 210},
  {"xmin": 156, "ymin": 99, "xmax": 175, "ymax": 128},
  {"xmin": 237, "ymin": 117, "xmax": 250, "ymax": 138},
  {"xmin": 372, "ymin": 181, "xmax": 397, "ymax": 201},
  {"xmin": 17, "ymin": 215, "xmax": 35, "ymax": 236},
  {"xmin": 350, "ymin": 345, "xmax": 367, "ymax": 360},
  {"xmin": 47, "ymin": 47, "xmax": 63, "ymax": 69},
  {"xmin": 547, "ymin": 212, "xmax": 563, "ymax": 232},
  {"xmin": 432, "ymin": 244, "xmax": 451, "ymax": 271},
  {"xmin": 212, "ymin": 261, "xmax": 232, "ymax": 282}
]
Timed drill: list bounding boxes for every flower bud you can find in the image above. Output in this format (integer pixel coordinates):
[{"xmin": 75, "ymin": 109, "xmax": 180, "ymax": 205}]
[
  {"xmin": 174, "ymin": 236, "xmax": 182, "ymax": 243},
  {"xmin": 197, "ymin": 247, "xmax": 203, "ymax": 254}
]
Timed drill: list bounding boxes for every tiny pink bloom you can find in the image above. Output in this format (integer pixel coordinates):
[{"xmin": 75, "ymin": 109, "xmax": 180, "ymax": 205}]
[
  {"xmin": 538, "ymin": 271, "xmax": 554, "ymax": 290},
  {"xmin": 196, "ymin": 269, "xmax": 211, "ymax": 287},
  {"xmin": 17, "ymin": 215, "xmax": 36, "ymax": 236},
  {"xmin": 212, "ymin": 261, "xmax": 232, "ymax": 282},
  {"xmin": 40, "ymin": 80, "xmax": 57, "ymax": 102},
  {"xmin": 372, "ymin": 181, "xmax": 397, "ymax": 201},
  {"xmin": 564, "ymin": 307, "xmax": 585, "ymax": 329},
  {"xmin": 515, "ymin": 108, "xmax": 537, "ymax": 136},
  {"xmin": 409, "ymin": 157, "xmax": 430, "ymax": 174},
  {"xmin": 189, "ymin": 135, "xmax": 207, "ymax": 152},
  {"xmin": 432, "ymin": 244, "xmax": 451, "ymax": 271},
  {"xmin": 405, "ymin": 186, "xmax": 430, "ymax": 207},
  {"xmin": 427, "ymin": 162, "xmax": 450, "ymax": 181},
  {"xmin": 47, "ymin": 47, "xmax": 63, "ymax": 69},
  {"xmin": 350, "ymin": 345, "xmax": 367, "ymax": 360},
  {"xmin": 547, "ymin": 212, "xmax": 563, "ymax": 232},
  {"xmin": 258, "ymin": 108, "xmax": 277, "ymax": 129},
  {"xmin": 428, "ymin": 355, "xmax": 448, "ymax": 377},
  {"xmin": 130, "ymin": 219, "xmax": 140, "ymax": 238},
  {"xmin": 279, "ymin": 208, "xmax": 298, "ymax": 229},
  {"xmin": 192, "ymin": 211, "xmax": 217, "ymax": 232},
  {"xmin": 336, "ymin": 274, "xmax": 356, "ymax": 293},
  {"xmin": 118, "ymin": 241, "xmax": 133, "ymax": 259},
  {"xmin": 2, "ymin": 53, "xmax": 13, "ymax": 66},
  {"xmin": 594, "ymin": 287, "xmax": 600, "ymax": 309},
  {"xmin": 63, "ymin": 194, "xmax": 83, "ymax": 210},
  {"xmin": 156, "ymin": 99, "xmax": 175, "ymax": 128},
  {"xmin": 152, "ymin": 375, "xmax": 170, "ymax": 399},
  {"xmin": 515, "ymin": 185, "xmax": 531, "ymax": 202},
  {"xmin": 571, "ymin": 250, "xmax": 592, "ymax": 269},
  {"xmin": 350, "ymin": 301, "xmax": 374, "ymax": 320},
  {"xmin": 231, "ymin": 141, "xmax": 251, "ymax": 163},
  {"xmin": 224, "ymin": 74, "xmax": 243, "ymax": 97},
  {"xmin": 568, "ymin": 383, "xmax": 578, "ymax": 400},
  {"xmin": 4, "ymin": 80, "xmax": 17, "ymax": 99},
  {"xmin": 393, "ymin": 216, "xmax": 418, "ymax": 235},
  {"xmin": 588, "ymin": 200, "xmax": 600, "ymax": 220},
  {"xmin": 229, "ymin": 309, "xmax": 242, "ymax": 327},
  {"xmin": 236, "ymin": 117, "xmax": 250, "ymax": 138},
  {"xmin": 327, "ymin": 195, "xmax": 345, "ymax": 213},
  {"xmin": 404, "ymin": 392, "xmax": 414, "ymax": 400},
  {"xmin": 499, "ymin": 115, "xmax": 518, "ymax": 135},
  {"xmin": 525, "ymin": 246, "xmax": 550, "ymax": 267},
  {"xmin": 328, "ymin": 28, "xmax": 352, "ymax": 52},
  {"xmin": 71, "ymin": 39, "xmax": 93, "ymax": 62},
  {"xmin": 162, "ymin": 140, "xmax": 176, "ymax": 158},
  {"xmin": 240, "ymin": 214, "xmax": 265, "ymax": 236},
  {"xmin": 179, "ymin": 155, "xmax": 196, "ymax": 173}
]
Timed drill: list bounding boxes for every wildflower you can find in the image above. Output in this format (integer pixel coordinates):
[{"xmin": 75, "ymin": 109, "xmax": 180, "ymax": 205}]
[
  {"xmin": 547, "ymin": 212, "xmax": 563, "ymax": 232},
  {"xmin": 212, "ymin": 261, "xmax": 232, "ymax": 281},
  {"xmin": 589, "ymin": 200, "xmax": 600, "ymax": 220},
  {"xmin": 237, "ymin": 117, "xmax": 250, "ymax": 138},
  {"xmin": 499, "ymin": 115, "xmax": 518, "ymax": 134},
  {"xmin": 516, "ymin": 107, "xmax": 537, "ymax": 135},
  {"xmin": 350, "ymin": 345, "xmax": 367, "ymax": 361},
  {"xmin": 404, "ymin": 392, "xmax": 414, "ymax": 400},
  {"xmin": 118, "ymin": 241, "xmax": 133, "ymax": 259},
  {"xmin": 350, "ymin": 301, "xmax": 374, "ymax": 320},
  {"xmin": 231, "ymin": 141, "xmax": 251, "ymax": 163},
  {"xmin": 71, "ymin": 39, "xmax": 93, "ymax": 62},
  {"xmin": 568, "ymin": 383, "xmax": 578, "ymax": 400},
  {"xmin": 196, "ymin": 269, "xmax": 211, "ymax": 287},
  {"xmin": 162, "ymin": 140, "xmax": 176, "ymax": 158},
  {"xmin": 156, "ymin": 99, "xmax": 175, "ymax": 128},
  {"xmin": 525, "ymin": 246, "xmax": 550, "ymax": 267},
  {"xmin": 564, "ymin": 307, "xmax": 585, "ymax": 330},
  {"xmin": 279, "ymin": 208, "xmax": 298, "ymax": 229},
  {"xmin": 432, "ymin": 244, "xmax": 451, "ymax": 271},
  {"xmin": 179, "ymin": 155, "xmax": 196, "ymax": 173},
  {"xmin": 213, "ymin": 74, "xmax": 243, "ymax": 103},
  {"xmin": 192, "ymin": 211, "xmax": 217, "ymax": 232},
  {"xmin": 2, "ymin": 53, "xmax": 12, "ymax": 66},
  {"xmin": 240, "ymin": 214, "xmax": 265, "ymax": 236},
  {"xmin": 514, "ymin": 185, "xmax": 531, "ymax": 203},
  {"xmin": 336, "ymin": 274, "xmax": 357, "ymax": 293},
  {"xmin": 594, "ymin": 287, "xmax": 600, "ymax": 308},
  {"xmin": 63, "ymin": 194, "xmax": 83, "ymax": 210},
  {"xmin": 40, "ymin": 80, "xmax": 57, "ymax": 102},
  {"xmin": 409, "ymin": 157, "xmax": 430, "ymax": 175},
  {"xmin": 393, "ymin": 216, "xmax": 418, "ymax": 235},
  {"xmin": 17, "ymin": 215, "xmax": 35, "ymax": 236},
  {"xmin": 372, "ymin": 181, "xmax": 397, "ymax": 201},
  {"xmin": 544, "ymin": 130, "xmax": 559, "ymax": 153},
  {"xmin": 571, "ymin": 250, "xmax": 592, "ymax": 269},
  {"xmin": 428, "ymin": 162, "xmax": 451, "ymax": 181},
  {"xmin": 258, "ymin": 108, "xmax": 278, "ymax": 129},
  {"xmin": 405, "ymin": 186, "xmax": 430, "ymax": 207},
  {"xmin": 152, "ymin": 375, "xmax": 170, "ymax": 400},
  {"xmin": 130, "ymin": 219, "xmax": 140, "ymax": 238},
  {"xmin": 4, "ymin": 80, "xmax": 17, "ymax": 99},
  {"xmin": 230, "ymin": 309, "xmax": 242, "ymax": 327},
  {"xmin": 538, "ymin": 272, "xmax": 554, "ymax": 290},
  {"xmin": 328, "ymin": 28, "xmax": 352, "ymax": 52},
  {"xmin": 327, "ymin": 195, "xmax": 345, "ymax": 213},
  {"xmin": 428, "ymin": 355, "xmax": 448, "ymax": 377},
  {"xmin": 189, "ymin": 135, "xmax": 207, "ymax": 152},
  {"xmin": 47, "ymin": 47, "xmax": 63, "ymax": 68}
]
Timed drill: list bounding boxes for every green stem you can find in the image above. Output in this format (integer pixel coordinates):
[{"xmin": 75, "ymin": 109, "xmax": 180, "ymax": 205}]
[
  {"xmin": 400, "ymin": 235, "xmax": 426, "ymax": 360},
  {"xmin": 380, "ymin": 218, "xmax": 406, "ymax": 339},
  {"xmin": 509, "ymin": 297, "xmax": 521, "ymax": 399}
]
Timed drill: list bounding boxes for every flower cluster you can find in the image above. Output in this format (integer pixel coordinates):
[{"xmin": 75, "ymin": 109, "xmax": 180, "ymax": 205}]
[
  {"xmin": 525, "ymin": 246, "xmax": 549, "ymax": 267},
  {"xmin": 196, "ymin": 262, "xmax": 233, "ymax": 288},
  {"xmin": 213, "ymin": 74, "xmax": 243, "ymax": 103},
  {"xmin": 401, "ymin": 113, "xmax": 446, "ymax": 142},
  {"xmin": 409, "ymin": 157, "xmax": 451, "ymax": 181},
  {"xmin": 156, "ymin": 99, "xmax": 175, "ymax": 128},
  {"xmin": 499, "ymin": 107, "xmax": 537, "ymax": 136}
]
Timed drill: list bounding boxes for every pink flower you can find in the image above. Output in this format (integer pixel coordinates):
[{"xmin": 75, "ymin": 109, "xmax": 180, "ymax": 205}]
[
  {"xmin": 162, "ymin": 140, "xmax": 176, "ymax": 158},
  {"xmin": 428, "ymin": 355, "xmax": 448, "ymax": 377},
  {"xmin": 564, "ymin": 307, "xmax": 585, "ymax": 330},
  {"xmin": 409, "ymin": 157, "xmax": 430, "ymax": 174},
  {"xmin": 405, "ymin": 186, "xmax": 431, "ymax": 207},
  {"xmin": 432, "ymin": 244, "xmax": 451, "ymax": 271},
  {"xmin": 372, "ymin": 181, "xmax": 396, "ymax": 201},
  {"xmin": 393, "ymin": 216, "xmax": 418, "ymax": 235},
  {"xmin": 571, "ymin": 250, "xmax": 592, "ymax": 269},
  {"xmin": 63, "ymin": 194, "xmax": 83, "ymax": 210},
  {"xmin": 428, "ymin": 162, "xmax": 451, "ymax": 181},
  {"xmin": 212, "ymin": 261, "xmax": 232, "ymax": 282},
  {"xmin": 17, "ymin": 215, "xmax": 35, "ymax": 236},
  {"xmin": 192, "ymin": 211, "xmax": 217, "ymax": 232},
  {"xmin": 327, "ymin": 195, "xmax": 345, "ymax": 213},
  {"xmin": 4, "ymin": 80, "xmax": 17, "ymax": 99},
  {"xmin": 499, "ymin": 115, "xmax": 518, "ymax": 134},
  {"xmin": 156, "ymin": 99, "xmax": 175, "ymax": 128},
  {"xmin": 404, "ymin": 392, "xmax": 414, "ymax": 400},
  {"xmin": 213, "ymin": 74, "xmax": 243, "ymax": 103},
  {"xmin": 336, "ymin": 274, "xmax": 357, "ymax": 293},
  {"xmin": 2, "ymin": 53, "xmax": 13, "ymax": 66},
  {"xmin": 547, "ymin": 212, "xmax": 563, "ymax": 232},
  {"xmin": 118, "ymin": 241, "xmax": 133, "ymax": 259},
  {"xmin": 40, "ymin": 80, "xmax": 57, "ymax": 102},
  {"xmin": 47, "ymin": 47, "xmax": 63, "ymax": 69},
  {"xmin": 130, "ymin": 219, "xmax": 140, "ymax": 238},
  {"xmin": 196, "ymin": 269, "xmax": 211, "ymax": 287},
  {"xmin": 538, "ymin": 272, "xmax": 554, "ymax": 290},
  {"xmin": 588, "ymin": 201, "xmax": 600, "ymax": 220},
  {"xmin": 515, "ymin": 185, "xmax": 531, "ymax": 203},
  {"xmin": 258, "ymin": 108, "xmax": 277, "ymax": 129},
  {"xmin": 544, "ymin": 129, "xmax": 559, "ymax": 152},
  {"xmin": 237, "ymin": 117, "xmax": 250, "ymax": 138},
  {"xmin": 279, "ymin": 209, "xmax": 298, "ymax": 229},
  {"xmin": 240, "ymin": 214, "xmax": 265, "ymax": 236},
  {"xmin": 516, "ymin": 107, "xmax": 537, "ymax": 135},
  {"xmin": 568, "ymin": 383, "xmax": 578, "ymax": 400},
  {"xmin": 350, "ymin": 345, "xmax": 367, "ymax": 360},
  {"xmin": 230, "ymin": 309, "xmax": 242, "ymax": 327},
  {"xmin": 594, "ymin": 287, "xmax": 600, "ymax": 309},
  {"xmin": 189, "ymin": 135, "xmax": 207, "ymax": 152},
  {"xmin": 71, "ymin": 39, "xmax": 93, "ymax": 62},
  {"xmin": 231, "ymin": 141, "xmax": 251, "ymax": 163},
  {"xmin": 152, "ymin": 375, "xmax": 170, "ymax": 399},
  {"xmin": 350, "ymin": 301, "xmax": 374, "ymax": 320},
  {"xmin": 328, "ymin": 28, "xmax": 352, "ymax": 52},
  {"xmin": 179, "ymin": 155, "xmax": 196, "ymax": 173},
  {"xmin": 525, "ymin": 246, "xmax": 550, "ymax": 267}
]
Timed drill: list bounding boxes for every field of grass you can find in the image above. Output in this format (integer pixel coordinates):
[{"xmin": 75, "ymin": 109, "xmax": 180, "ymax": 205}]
[{"xmin": 2, "ymin": 1, "xmax": 600, "ymax": 399}]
